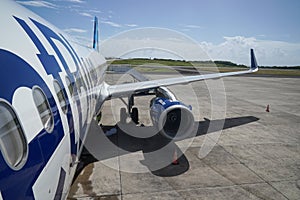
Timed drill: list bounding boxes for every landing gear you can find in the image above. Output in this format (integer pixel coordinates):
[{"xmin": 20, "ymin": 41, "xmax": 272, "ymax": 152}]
[
  {"xmin": 131, "ymin": 107, "xmax": 139, "ymax": 124},
  {"xmin": 128, "ymin": 95, "xmax": 139, "ymax": 124},
  {"xmin": 119, "ymin": 95, "xmax": 139, "ymax": 124},
  {"xmin": 120, "ymin": 106, "xmax": 139, "ymax": 124}
]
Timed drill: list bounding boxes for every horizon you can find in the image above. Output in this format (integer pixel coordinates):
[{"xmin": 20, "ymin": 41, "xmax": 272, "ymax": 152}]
[
  {"xmin": 107, "ymin": 57, "xmax": 300, "ymax": 68},
  {"xmin": 15, "ymin": 0, "xmax": 300, "ymax": 66}
]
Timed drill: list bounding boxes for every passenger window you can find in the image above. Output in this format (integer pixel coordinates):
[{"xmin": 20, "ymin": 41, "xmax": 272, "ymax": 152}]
[
  {"xmin": 53, "ymin": 80, "xmax": 68, "ymax": 114},
  {"xmin": 0, "ymin": 101, "xmax": 27, "ymax": 170},
  {"xmin": 33, "ymin": 87, "xmax": 54, "ymax": 133},
  {"xmin": 65, "ymin": 76, "xmax": 74, "ymax": 96},
  {"xmin": 75, "ymin": 73, "xmax": 85, "ymax": 92}
]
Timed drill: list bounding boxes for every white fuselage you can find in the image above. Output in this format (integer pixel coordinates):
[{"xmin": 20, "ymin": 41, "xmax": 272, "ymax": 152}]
[{"xmin": 0, "ymin": 1, "xmax": 107, "ymax": 199}]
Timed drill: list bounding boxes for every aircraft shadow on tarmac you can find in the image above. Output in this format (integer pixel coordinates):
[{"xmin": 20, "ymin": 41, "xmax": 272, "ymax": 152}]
[{"xmin": 76, "ymin": 116, "xmax": 259, "ymax": 180}]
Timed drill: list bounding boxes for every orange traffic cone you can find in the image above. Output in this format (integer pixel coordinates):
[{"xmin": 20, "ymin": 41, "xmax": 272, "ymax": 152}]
[
  {"xmin": 266, "ymin": 104, "xmax": 270, "ymax": 112},
  {"xmin": 172, "ymin": 149, "xmax": 179, "ymax": 165}
]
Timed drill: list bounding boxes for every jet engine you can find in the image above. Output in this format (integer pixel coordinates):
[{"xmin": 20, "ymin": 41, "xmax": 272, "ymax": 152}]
[{"xmin": 150, "ymin": 87, "xmax": 195, "ymax": 140}]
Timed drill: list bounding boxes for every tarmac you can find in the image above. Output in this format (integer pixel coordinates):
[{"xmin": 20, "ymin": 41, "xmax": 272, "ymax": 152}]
[{"xmin": 68, "ymin": 72, "xmax": 300, "ymax": 200}]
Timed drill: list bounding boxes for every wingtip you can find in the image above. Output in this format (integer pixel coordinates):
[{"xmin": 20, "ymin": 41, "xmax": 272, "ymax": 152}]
[{"xmin": 250, "ymin": 48, "xmax": 258, "ymax": 71}]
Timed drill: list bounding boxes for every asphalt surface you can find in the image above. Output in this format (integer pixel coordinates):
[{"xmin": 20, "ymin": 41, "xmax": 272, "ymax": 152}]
[{"xmin": 68, "ymin": 73, "xmax": 300, "ymax": 200}]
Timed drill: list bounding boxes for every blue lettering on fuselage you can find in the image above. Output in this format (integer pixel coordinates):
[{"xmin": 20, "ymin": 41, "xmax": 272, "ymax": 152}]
[{"xmin": 14, "ymin": 17, "xmax": 78, "ymax": 156}]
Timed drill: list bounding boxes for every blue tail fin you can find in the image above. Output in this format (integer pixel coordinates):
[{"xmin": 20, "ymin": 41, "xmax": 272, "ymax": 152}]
[
  {"xmin": 92, "ymin": 16, "xmax": 99, "ymax": 51},
  {"xmin": 250, "ymin": 49, "xmax": 258, "ymax": 71}
]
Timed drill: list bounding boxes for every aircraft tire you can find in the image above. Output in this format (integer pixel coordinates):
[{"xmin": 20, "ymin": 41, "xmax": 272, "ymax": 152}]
[{"xmin": 131, "ymin": 107, "xmax": 139, "ymax": 124}]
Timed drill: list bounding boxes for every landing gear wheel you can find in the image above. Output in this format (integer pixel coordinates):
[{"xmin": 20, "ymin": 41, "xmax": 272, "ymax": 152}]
[{"xmin": 131, "ymin": 107, "xmax": 139, "ymax": 124}]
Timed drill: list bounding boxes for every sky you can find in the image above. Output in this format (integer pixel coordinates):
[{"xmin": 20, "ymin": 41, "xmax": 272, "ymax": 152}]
[{"xmin": 15, "ymin": 0, "xmax": 300, "ymax": 66}]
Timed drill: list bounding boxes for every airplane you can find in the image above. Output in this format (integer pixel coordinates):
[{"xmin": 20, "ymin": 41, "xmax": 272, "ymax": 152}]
[{"xmin": 0, "ymin": 0, "xmax": 258, "ymax": 199}]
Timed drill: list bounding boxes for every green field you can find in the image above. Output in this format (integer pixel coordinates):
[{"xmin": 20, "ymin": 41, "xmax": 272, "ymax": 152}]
[
  {"xmin": 211, "ymin": 67, "xmax": 300, "ymax": 76},
  {"xmin": 109, "ymin": 58, "xmax": 300, "ymax": 76}
]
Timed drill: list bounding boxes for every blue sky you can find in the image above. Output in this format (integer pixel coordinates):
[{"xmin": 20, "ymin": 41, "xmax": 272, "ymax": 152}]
[{"xmin": 16, "ymin": 0, "xmax": 300, "ymax": 66}]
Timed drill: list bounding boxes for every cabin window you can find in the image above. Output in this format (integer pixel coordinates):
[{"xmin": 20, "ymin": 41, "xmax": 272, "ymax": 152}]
[
  {"xmin": 53, "ymin": 80, "xmax": 68, "ymax": 114},
  {"xmin": 33, "ymin": 87, "xmax": 54, "ymax": 133},
  {"xmin": 65, "ymin": 76, "xmax": 74, "ymax": 97},
  {"xmin": 76, "ymin": 73, "xmax": 86, "ymax": 92},
  {"xmin": 0, "ymin": 101, "xmax": 27, "ymax": 170}
]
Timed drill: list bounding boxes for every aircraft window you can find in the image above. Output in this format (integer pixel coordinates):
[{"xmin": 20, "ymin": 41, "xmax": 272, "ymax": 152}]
[
  {"xmin": 80, "ymin": 75, "xmax": 87, "ymax": 90},
  {"xmin": 75, "ymin": 76, "xmax": 81, "ymax": 93},
  {"xmin": 33, "ymin": 87, "xmax": 54, "ymax": 133},
  {"xmin": 65, "ymin": 76, "xmax": 74, "ymax": 96},
  {"xmin": 0, "ymin": 101, "xmax": 28, "ymax": 170},
  {"xmin": 53, "ymin": 80, "xmax": 68, "ymax": 114}
]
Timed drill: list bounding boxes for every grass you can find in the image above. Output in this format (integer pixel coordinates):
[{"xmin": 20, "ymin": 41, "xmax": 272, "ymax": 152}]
[{"xmin": 109, "ymin": 58, "xmax": 300, "ymax": 76}]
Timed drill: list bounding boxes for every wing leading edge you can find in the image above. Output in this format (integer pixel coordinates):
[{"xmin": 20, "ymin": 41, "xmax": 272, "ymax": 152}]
[{"xmin": 107, "ymin": 49, "xmax": 258, "ymax": 98}]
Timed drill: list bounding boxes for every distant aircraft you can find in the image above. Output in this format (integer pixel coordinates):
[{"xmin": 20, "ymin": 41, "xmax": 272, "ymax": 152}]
[{"xmin": 0, "ymin": 0, "xmax": 258, "ymax": 199}]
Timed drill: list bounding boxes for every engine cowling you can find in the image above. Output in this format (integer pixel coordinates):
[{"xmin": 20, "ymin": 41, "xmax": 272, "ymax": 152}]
[{"xmin": 150, "ymin": 97, "xmax": 195, "ymax": 140}]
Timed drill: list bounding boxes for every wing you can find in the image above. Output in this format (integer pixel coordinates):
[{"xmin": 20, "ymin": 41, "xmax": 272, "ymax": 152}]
[{"xmin": 106, "ymin": 49, "xmax": 258, "ymax": 98}]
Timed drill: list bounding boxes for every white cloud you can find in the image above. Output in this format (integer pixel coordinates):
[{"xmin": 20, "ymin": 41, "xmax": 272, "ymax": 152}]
[
  {"xmin": 201, "ymin": 36, "xmax": 300, "ymax": 66},
  {"xmin": 53, "ymin": 0, "xmax": 85, "ymax": 3},
  {"xmin": 65, "ymin": 0, "xmax": 85, "ymax": 3},
  {"xmin": 100, "ymin": 28, "xmax": 300, "ymax": 66},
  {"xmin": 89, "ymin": 9, "xmax": 102, "ymax": 14},
  {"xmin": 101, "ymin": 21, "xmax": 122, "ymax": 28},
  {"xmin": 64, "ymin": 28, "xmax": 87, "ymax": 33},
  {"xmin": 184, "ymin": 25, "xmax": 204, "ymax": 29},
  {"xmin": 101, "ymin": 28, "xmax": 209, "ymax": 61},
  {"xmin": 126, "ymin": 24, "xmax": 138, "ymax": 28},
  {"xmin": 17, "ymin": 0, "xmax": 58, "ymax": 9},
  {"xmin": 79, "ymin": 12, "xmax": 93, "ymax": 18}
]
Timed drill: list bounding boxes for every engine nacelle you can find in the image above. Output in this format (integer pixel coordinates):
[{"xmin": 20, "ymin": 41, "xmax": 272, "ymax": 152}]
[{"xmin": 150, "ymin": 97, "xmax": 195, "ymax": 140}]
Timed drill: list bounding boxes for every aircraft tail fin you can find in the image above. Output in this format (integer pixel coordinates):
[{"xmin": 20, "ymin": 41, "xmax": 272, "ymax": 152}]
[
  {"xmin": 92, "ymin": 16, "xmax": 99, "ymax": 51},
  {"xmin": 250, "ymin": 49, "xmax": 258, "ymax": 72}
]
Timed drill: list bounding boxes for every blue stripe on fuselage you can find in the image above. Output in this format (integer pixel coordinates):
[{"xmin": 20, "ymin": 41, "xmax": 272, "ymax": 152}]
[{"xmin": 0, "ymin": 49, "xmax": 64, "ymax": 199}]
